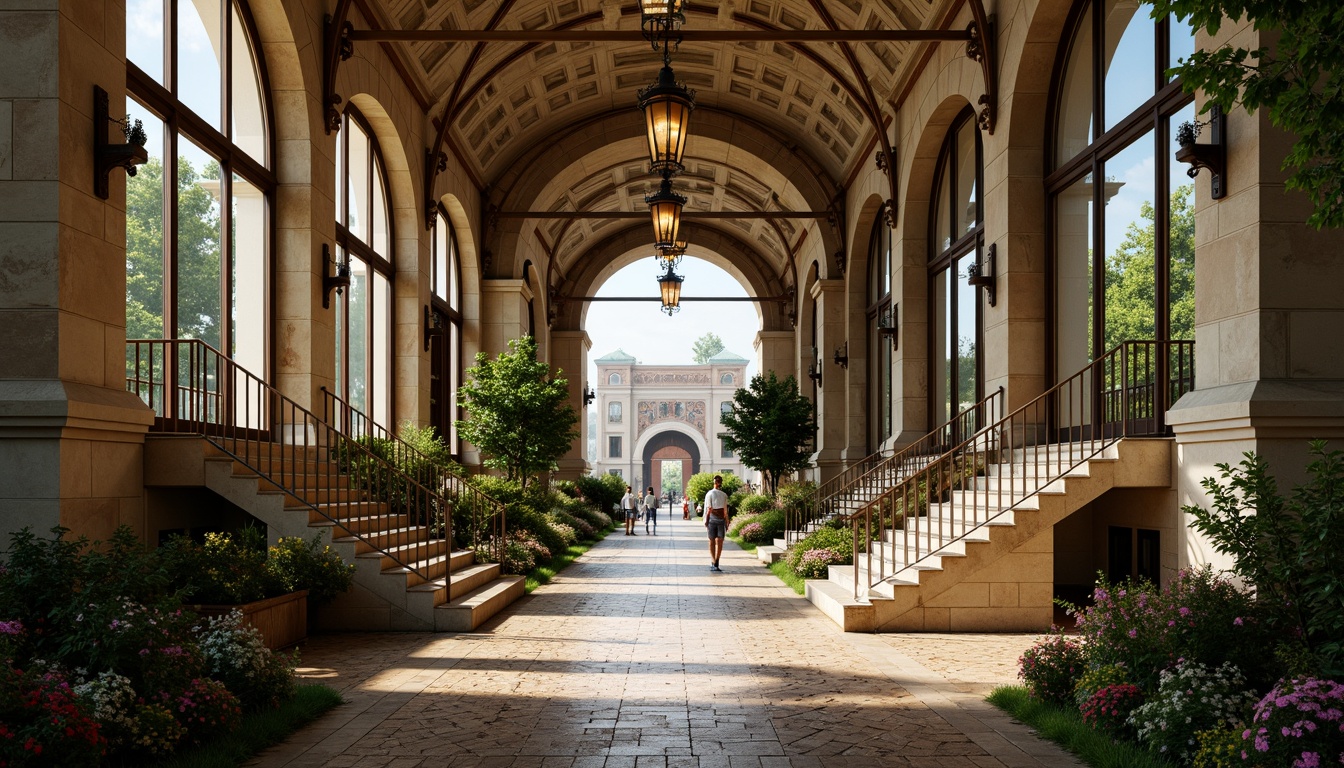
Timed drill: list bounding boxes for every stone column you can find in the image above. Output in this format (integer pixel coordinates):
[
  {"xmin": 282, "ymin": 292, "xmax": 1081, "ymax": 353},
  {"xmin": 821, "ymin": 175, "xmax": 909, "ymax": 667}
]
[
  {"xmin": 550, "ymin": 329, "xmax": 591, "ymax": 480},
  {"xmin": 479, "ymin": 279, "xmax": 532, "ymax": 357},
  {"xmin": 810, "ymin": 279, "xmax": 847, "ymax": 483},
  {"xmin": 753, "ymin": 330, "xmax": 794, "ymax": 380},
  {"xmin": 0, "ymin": 0, "xmax": 155, "ymax": 540},
  {"xmin": 1167, "ymin": 22, "xmax": 1344, "ymax": 571}
]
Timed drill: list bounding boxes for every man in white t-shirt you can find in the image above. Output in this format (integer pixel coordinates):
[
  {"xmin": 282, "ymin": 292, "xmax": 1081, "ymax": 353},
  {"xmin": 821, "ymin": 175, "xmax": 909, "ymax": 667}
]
[{"xmin": 703, "ymin": 475, "xmax": 730, "ymax": 571}]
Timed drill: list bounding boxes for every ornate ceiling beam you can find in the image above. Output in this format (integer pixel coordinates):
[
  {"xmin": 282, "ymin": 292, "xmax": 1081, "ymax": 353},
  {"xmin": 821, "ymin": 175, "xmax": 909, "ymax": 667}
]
[
  {"xmin": 348, "ymin": 29, "xmax": 972, "ymax": 43},
  {"xmin": 495, "ymin": 210, "xmax": 832, "ymax": 219}
]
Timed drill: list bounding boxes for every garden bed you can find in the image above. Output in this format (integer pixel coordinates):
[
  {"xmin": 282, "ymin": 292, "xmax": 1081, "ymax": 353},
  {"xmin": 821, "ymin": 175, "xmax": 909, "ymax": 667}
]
[{"xmin": 193, "ymin": 589, "xmax": 309, "ymax": 650}]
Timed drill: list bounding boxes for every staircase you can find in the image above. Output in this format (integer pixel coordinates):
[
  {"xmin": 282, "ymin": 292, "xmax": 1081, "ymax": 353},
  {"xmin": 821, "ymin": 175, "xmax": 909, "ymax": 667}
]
[
  {"xmin": 128, "ymin": 339, "xmax": 524, "ymax": 632},
  {"xmin": 801, "ymin": 340, "xmax": 1194, "ymax": 633}
]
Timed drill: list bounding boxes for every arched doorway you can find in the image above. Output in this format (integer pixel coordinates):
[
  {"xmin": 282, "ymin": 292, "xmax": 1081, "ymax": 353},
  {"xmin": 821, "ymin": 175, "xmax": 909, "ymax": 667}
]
[{"xmin": 642, "ymin": 430, "xmax": 701, "ymax": 497}]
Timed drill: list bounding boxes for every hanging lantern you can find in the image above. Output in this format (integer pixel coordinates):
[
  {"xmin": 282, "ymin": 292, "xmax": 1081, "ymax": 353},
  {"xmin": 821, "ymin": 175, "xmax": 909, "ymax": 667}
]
[
  {"xmin": 657, "ymin": 262, "xmax": 684, "ymax": 316},
  {"xmin": 645, "ymin": 174, "xmax": 686, "ymax": 249},
  {"xmin": 638, "ymin": 65, "xmax": 695, "ymax": 175}
]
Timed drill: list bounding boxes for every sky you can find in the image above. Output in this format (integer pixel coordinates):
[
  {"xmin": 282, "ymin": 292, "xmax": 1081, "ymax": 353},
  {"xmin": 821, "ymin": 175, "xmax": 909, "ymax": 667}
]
[{"xmin": 584, "ymin": 256, "xmax": 761, "ymax": 382}]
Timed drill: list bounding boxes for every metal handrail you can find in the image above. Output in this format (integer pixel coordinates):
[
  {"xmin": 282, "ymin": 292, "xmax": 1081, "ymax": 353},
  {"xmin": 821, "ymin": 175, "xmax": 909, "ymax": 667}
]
[
  {"xmin": 125, "ymin": 339, "xmax": 499, "ymax": 586},
  {"xmin": 849, "ymin": 339, "xmax": 1195, "ymax": 599},
  {"xmin": 320, "ymin": 387, "xmax": 506, "ymax": 562},
  {"xmin": 788, "ymin": 387, "xmax": 1004, "ymax": 541}
]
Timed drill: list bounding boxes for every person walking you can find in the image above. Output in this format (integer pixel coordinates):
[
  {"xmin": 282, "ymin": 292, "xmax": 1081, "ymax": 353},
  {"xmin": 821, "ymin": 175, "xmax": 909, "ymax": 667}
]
[
  {"xmin": 704, "ymin": 475, "xmax": 730, "ymax": 571},
  {"xmin": 682, "ymin": 497, "xmax": 690, "ymax": 520},
  {"xmin": 643, "ymin": 486, "xmax": 658, "ymax": 535},
  {"xmin": 621, "ymin": 485, "xmax": 639, "ymax": 535}
]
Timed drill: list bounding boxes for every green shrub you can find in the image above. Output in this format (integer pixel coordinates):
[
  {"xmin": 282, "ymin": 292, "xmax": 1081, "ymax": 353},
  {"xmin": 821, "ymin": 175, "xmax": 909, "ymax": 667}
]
[
  {"xmin": 161, "ymin": 527, "xmax": 287, "ymax": 605},
  {"xmin": 266, "ymin": 531, "xmax": 356, "ymax": 604},
  {"xmin": 743, "ymin": 508, "xmax": 786, "ymax": 543},
  {"xmin": 776, "ymin": 480, "xmax": 818, "ymax": 513},
  {"xmin": 548, "ymin": 508, "xmax": 594, "ymax": 540},
  {"xmin": 1185, "ymin": 441, "xmax": 1344, "ymax": 673},
  {"xmin": 785, "ymin": 525, "xmax": 851, "ymax": 574},
  {"xmin": 794, "ymin": 549, "xmax": 840, "ymax": 579},
  {"xmin": 1018, "ymin": 634, "xmax": 1086, "ymax": 705},
  {"xmin": 736, "ymin": 493, "xmax": 774, "ymax": 517},
  {"xmin": 574, "ymin": 474, "xmax": 626, "ymax": 513}
]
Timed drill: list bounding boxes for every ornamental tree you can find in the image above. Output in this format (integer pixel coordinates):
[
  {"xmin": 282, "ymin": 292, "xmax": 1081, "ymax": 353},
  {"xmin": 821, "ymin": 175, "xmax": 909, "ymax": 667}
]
[
  {"xmin": 1148, "ymin": 0, "xmax": 1344, "ymax": 227},
  {"xmin": 691, "ymin": 332, "xmax": 725, "ymax": 364},
  {"xmin": 718, "ymin": 371, "xmax": 815, "ymax": 496},
  {"xmin": 455, "ymin": 336, "xmax": 579, "ymax": 491}
]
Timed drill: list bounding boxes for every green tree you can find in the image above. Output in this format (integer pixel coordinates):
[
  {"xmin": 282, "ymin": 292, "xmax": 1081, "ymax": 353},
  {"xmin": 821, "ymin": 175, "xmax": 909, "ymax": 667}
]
[
  {"xmin": 456, "ymin": 336, "xmax": 579, "ymax": 490},
  {"xmin": 125, "ymin": 155, "xmax": 224, "ymax": 344},
  {"xmin": 718, "ymin": 372, "xmax": 815, "ymax": 496},
  {"xmin": 691, "ymin": 332, "xmax": 725, "ymax": 364},
  {"xmin": 1147, "ymin": 0, "xmax": 1344, "ymax": 228},
  {"xmin": 1103, "ymin": 184, "xmax": 1196, "ymax": 350}
]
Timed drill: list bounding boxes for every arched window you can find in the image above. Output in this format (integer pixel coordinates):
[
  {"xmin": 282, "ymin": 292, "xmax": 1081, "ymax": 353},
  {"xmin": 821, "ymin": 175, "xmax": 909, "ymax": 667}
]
[
  {"xmin": 720, "ymin": 401, "xmax": 732, "ymax": 423},
  {"xmin": 430, "ymin": 207, "xmax": 463, "ymax": 454},
  {"xmin": 608, "ymin": 373, "xmax": 622, "ymax": 385},
  {"xmin": 930, "ymin": 110, "xmax": 984, "ymax": 426},
  {"xmin": 867, "ymin": 213, "xmax": 893, "ymax": 447},
  {"xmin": 1051, "ymin": 0, "xmax": 1195, "ymax": 385},
  {"xmin": 125, "ymin": 0, "xmax": 273, "ymax": 384},
  {"xmin": 334, "ymin": 107, "xmax": 394, "ymax": 427},
  {"xmin": 608, "ymin": 402, "xmax": 622, "ymax": 422},
  {"xmin": 720, "ymin": 373, "xmax": 734, "ymax": 385}
]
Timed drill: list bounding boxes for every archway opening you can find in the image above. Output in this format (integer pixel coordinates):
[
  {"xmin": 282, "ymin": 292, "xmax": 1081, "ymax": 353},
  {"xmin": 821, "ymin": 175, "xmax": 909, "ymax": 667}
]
[{"xmin": 642, "ymin": 431, "xmax": 701, "ymax": 498}]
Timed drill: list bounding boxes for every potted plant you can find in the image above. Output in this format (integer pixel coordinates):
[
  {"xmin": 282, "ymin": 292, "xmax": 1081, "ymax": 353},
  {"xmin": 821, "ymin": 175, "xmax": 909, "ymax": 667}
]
[{"xmin": 161, "ymin": 527, "xmax": 354, "ymax": 649}]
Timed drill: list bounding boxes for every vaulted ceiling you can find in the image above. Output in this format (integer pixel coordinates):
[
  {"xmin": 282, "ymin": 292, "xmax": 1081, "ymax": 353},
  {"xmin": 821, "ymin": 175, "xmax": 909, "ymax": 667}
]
[{"xmin": 339, "ymin": 0, "xmax": 980, "ymax": 295}]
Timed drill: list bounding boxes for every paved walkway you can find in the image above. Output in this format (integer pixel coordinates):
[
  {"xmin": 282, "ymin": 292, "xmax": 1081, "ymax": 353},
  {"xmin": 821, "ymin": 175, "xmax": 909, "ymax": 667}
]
[{"xmin": 250, "ymin": 514, "xmax": 1083, "ymax": 768}]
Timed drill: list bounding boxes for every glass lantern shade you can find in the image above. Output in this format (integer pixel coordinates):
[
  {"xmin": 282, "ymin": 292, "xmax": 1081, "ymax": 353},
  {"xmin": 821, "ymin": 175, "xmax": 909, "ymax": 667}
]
[
  {"xmin": 645, "ymin": 175, "xmax": 686, "ymax": 249},
  {"xmin": 638, "ymin": 66, "xmax": 695, "ymax": 175},
  {"xmin": 655, "ymin": 241, "xmax": 686, "ymax": 269},
  {"xmin": 657, "ymin": 263, "xmax": 684, "ymax": 315},
  {"xmin": 639, "ymin": 0, "xmax": 685, "ymax": 30}
]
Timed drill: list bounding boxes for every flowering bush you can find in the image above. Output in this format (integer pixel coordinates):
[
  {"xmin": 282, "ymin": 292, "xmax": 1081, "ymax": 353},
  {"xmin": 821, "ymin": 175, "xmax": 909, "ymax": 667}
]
[
  {"xmin": 1193, "ymin": 726, "xmax": 1245, "ymax": 768},
  {"xmin": 266, "ymin": 532, "xmax": 356, "ymax": 604},
  {"xmin": 796, "ymin": 549, "xmax": 838, "ymax": 579},
  {"xmin": 1129, "ymin": 660, "xmax": 1259, "ymax": 762},
  {"xmin": 1073, "ymin": 662, "xmax": 1130, "ymax": 707},
  {"xmin": 740, "ymin": 522, "xmax": 769, "ymax": 544},
  {"xmin": 1239, "ymin": 677, "xmax": 1344, "ymax": 767},
  {"xmin": 1081, "ymin": 683, "xmax": 1144, "ymax": 736},
  {"xmin": 1067, "ymin": 568, "xmax": 1278, "ymax": 693},
  {"xmin": 729, "ymin": 514, "xmax": 759, "ymax": 537},
  {"xmin": 0, "ymin": 665, "xmax": 104, "ymax": 766},
  {"xmin": 549, "ymin": 521, "xmax": 579, "ymax": 548},
  {"xmin": 160, "ymin": 677, "xmax": 241, "ymax": 743},
  {"xmin": 74, "ymin": 671, "xmax": 140, "ymax": 749},
  {"xmin": 1018, "ymin": 634, "xmax": 1086, "ymax": 705},
  {"xmin": 127, "ymin": 702, "xmax": 186, "ymax": 755},
  {"xmin": 195, "ymin": 610, "xmax": 295, "ymax": 711}
]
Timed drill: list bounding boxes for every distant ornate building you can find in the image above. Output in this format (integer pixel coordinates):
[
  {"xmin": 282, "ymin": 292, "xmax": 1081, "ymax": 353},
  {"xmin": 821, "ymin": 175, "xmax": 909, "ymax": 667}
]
[{"xmin": 591, "ymin": 349, "xmax": 751, "ymax": 493}]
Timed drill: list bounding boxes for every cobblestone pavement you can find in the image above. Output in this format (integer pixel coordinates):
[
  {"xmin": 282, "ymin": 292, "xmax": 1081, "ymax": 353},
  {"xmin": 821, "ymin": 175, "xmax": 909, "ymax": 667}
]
[{"xmin": 250, "ymin": 516, "xmax": 1081, "ymax": 768}]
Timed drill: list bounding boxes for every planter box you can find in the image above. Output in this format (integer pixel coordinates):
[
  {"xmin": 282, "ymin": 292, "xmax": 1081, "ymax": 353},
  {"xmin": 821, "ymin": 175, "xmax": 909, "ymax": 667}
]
[{"xmin": 193, "ymin": 590, "xmax": 309, "ymax": 650}]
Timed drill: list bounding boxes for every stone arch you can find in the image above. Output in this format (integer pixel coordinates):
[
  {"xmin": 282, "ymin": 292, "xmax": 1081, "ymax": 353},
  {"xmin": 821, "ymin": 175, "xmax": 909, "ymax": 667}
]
[
  {"xmin": 844, "ymin": 193, "xmax": 888, "ymax": 453},
  {"xmin": 983, "ymin": 0, "xmax": 1076, "ymax": 406},
  {"xmin": 440, "ymin": 194, "xmax": 482, "ymax": 366},
  {"xmin": 345, "ymin": 93, "xmax": 422, "ymax": 426},
  {"xmin": 635, "ymin": 424, "xmax": 707, "ymax": 491},
  {"xmin": 483, "ymin": 109, "xmax": 843, "ymax": 283},
  {"xmin": 553, "ymin": 225, "xmax": 791, "ymax": 333},
  {"xmin": 238, "ymin": 0, "xmax": 318, "ymax": 404}
]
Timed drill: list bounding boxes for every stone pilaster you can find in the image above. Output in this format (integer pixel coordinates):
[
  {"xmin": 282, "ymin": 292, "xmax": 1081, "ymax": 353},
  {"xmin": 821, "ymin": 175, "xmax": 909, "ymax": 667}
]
[
  {"xmin": 550, "ymin": 329, "xmax": 591, "ymax": 480},
  {"xmin": 0, "ymin": 0, "xmax": 154, "ymax": 541},
  {"xmin": 809, "ymin": 280, "xmax": 847, "ymax": 483}
]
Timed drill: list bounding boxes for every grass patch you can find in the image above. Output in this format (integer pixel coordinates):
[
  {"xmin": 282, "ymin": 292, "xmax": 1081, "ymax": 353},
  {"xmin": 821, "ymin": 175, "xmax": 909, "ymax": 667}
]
[
  {"xmin": 728, "ymin": 533, "xmax": 758, "ymax": 553},
  {"xmin": 769, "ymin": 559, "xmax": 805, "ymax": 594},
  {"xmin": 153, "ymin": 684, "xmax": 343, "ymax": 768},
  {"xmin": 985, "ymin": 686, "xmax": 1174, "ymax": 768},
  {"xmin": 524, "ymin": 527, "xmax": 614, "ymax": 593}
]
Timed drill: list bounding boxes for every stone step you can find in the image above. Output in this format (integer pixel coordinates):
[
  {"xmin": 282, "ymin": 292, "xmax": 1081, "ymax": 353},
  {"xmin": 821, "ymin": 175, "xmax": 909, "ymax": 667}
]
[
  {"xmin": 408, "ymin": 560, "xmax": 503, "ymax": 604},
  {"xmin": 435, "ymin": 575, "xmax": 527, "ymax": 631},
  {"xmin": 803, "ymin": 578, "xmax": 876, "ymax": 632},
  {"xmin": 755, "ymin": 545, "xmax": 784, "ymax": 564}
]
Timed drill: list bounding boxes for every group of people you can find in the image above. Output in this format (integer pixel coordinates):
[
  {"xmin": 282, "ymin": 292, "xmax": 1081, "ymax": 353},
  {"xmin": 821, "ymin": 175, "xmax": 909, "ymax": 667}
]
[{"xmin": 619, "ymin": 475, "xmax": 732, "ymax": 572}]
